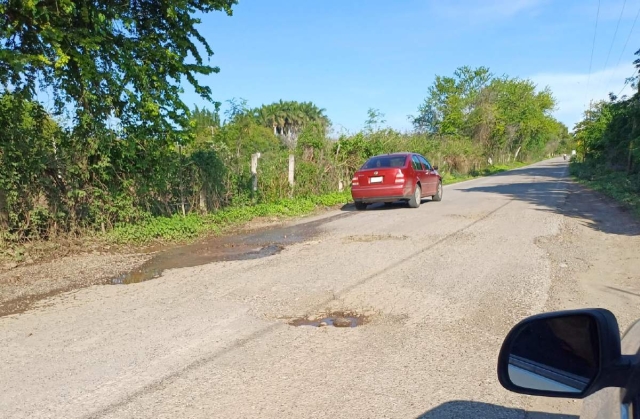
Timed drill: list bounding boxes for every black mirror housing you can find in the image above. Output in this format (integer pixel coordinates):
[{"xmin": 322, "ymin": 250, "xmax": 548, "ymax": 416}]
[{"xmin": 497, "ymin": 308, "xmax": 624, "ymax": 399}]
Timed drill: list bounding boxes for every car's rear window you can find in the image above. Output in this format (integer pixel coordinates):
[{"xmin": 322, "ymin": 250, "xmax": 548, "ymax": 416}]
[{"xmin": 361, "ymin": 156, "xmax": 407, "ymax": 169}]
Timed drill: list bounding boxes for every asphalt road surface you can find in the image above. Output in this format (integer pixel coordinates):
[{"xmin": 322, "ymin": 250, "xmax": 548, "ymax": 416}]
[{"xmin": 2, "ymin": 158, "xmax": 639, "ymax": 419}]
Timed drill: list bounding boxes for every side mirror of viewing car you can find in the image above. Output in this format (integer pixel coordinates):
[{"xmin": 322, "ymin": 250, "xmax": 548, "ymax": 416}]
[{"xmin": 497, "ymin": 308, "xmax": 631, "ymax": 399}]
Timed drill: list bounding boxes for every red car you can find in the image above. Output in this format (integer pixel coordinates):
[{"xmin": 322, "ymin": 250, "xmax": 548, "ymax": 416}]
[{"xmin": 351, "ymin": 152, "xmax": 443, "ymax": 210}]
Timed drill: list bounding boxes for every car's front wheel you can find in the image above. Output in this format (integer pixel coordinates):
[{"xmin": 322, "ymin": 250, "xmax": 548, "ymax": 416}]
[
  {"xmin": 408, "ymin": 185, "xmax": 421, "ymax": 208},
  {"xmin": 354, "ymin": 201, "xmax": 367, "ymax": 211},
  {"xmin": 432, "ymin": 181, "xmax": 443, "ymax": 202}
]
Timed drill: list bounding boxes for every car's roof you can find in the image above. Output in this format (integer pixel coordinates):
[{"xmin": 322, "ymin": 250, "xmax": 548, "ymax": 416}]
[{"xmin": 368, "ymin": 152, "xmax": 412, "ymax": 158}]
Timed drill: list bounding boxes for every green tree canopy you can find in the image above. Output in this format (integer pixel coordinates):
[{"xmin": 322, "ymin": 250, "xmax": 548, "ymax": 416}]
[
  {"xmin": 249, "ymin": 100, "xmax": 330, "ymax": 147},
  {"xmin": 410, "ymin": 66, "xmax": 559, "ymax": 160},
  {"xmin": 0, "ymin": 0, "xmax": 236, "ymax": 136}
]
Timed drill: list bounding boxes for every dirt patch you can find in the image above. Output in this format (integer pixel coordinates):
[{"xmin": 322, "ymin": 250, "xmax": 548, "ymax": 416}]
[
  {"xmin": 0, "ymin": 236, "xmax": 124, "ymax": 272},
  {"xmin": 288, "ymin": 311, "xmax": 370, "ymax": 328},
  {"xmin": 536, "ymin": 184, "xmax": 640, "ymax": 326},
  {"xmin": 224, "ymin": 203, "xmax": 346, "ymax": 235},
  {"xmin": 0, "ymin": 253, "xmax": 150, "ymax": 317},
  {"xmin": 528, "ymin": 181, "xmax": 640, "ymax": 417},
  {"xmin": 233, "ymin": 216, "xmax": 286, "ymax": 232},
  {"xmin": 0, "ymin": 212, "xmax": 353, "ymax": 316}
]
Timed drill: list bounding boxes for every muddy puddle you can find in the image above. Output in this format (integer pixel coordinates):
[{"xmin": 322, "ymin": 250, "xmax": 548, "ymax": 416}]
[
  {"xmin": 110, "ymin": 213, "xmax": 353, "ymax": 285},
  {"xmin": 288, "ymin": 311, "xmax": 369, "ymax": 328}
]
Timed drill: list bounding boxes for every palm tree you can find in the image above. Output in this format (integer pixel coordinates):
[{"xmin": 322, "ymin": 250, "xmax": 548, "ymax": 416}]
[{"xmin": 249, "ymin": 100, "xmax": 331, "ymax": 147}]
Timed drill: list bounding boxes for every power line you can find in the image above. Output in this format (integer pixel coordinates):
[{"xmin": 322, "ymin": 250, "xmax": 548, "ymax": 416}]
[
  {"xmin": 603, "ymin": 0, "xmax": 627, "ymax": 71},
  {"xmin": 586, "ymin": 0, "xmax": 601, "ymax": 108},
  {"xmin": 617, "ymin": 74, "xmax": 633, "ymax": 97},
  {"xmin": 616, "ymin": 67, "xmax": 640, "ymax": 97},
  {"xmin": 613, "ymin": 3, "xmax": 640, "ymax": 69},
  {"xmin": 607, "ymin": 3, "xmax": 640, "ymax": 89}
]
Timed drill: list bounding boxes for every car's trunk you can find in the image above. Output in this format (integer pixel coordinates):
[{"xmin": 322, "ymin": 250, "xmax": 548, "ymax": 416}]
[{"xmin": 355, "ymin": 167, "xmax": 405, "ymax": 187}]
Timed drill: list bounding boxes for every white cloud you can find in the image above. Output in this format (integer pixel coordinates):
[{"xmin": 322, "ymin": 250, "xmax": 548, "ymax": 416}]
[{"xmin": 530, "ymin": 63, "xmax": 636, "ymax": 130}]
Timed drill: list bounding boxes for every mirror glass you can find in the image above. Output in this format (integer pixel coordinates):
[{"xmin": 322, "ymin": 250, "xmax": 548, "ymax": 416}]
[{"xmin": 507, "ymin": 315, "xmax": 600, "ymax": 394}]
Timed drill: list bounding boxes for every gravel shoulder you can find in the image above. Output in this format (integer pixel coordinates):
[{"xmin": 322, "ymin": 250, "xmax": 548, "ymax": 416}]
[
  {"xmin": 0, "ymin": 252, "xmax": 150, "ymax": 316},
  {"xmin": 0, "ymin": 210, "xmax": 339, "ymax": 317}
]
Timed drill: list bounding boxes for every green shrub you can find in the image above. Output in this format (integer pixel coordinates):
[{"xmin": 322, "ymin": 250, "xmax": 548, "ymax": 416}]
[{"xmin": 108, "ymin": 191, "xmax": 351, "ymax": 244}]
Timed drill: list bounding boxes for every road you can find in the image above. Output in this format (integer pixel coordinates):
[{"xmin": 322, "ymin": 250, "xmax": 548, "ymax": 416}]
[{"xmin": 2, "ymin": 158, "xmax": 640, "ymax": 419}]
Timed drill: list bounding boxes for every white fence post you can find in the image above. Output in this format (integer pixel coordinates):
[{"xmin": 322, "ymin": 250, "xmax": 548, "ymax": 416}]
[
  {"xmin": 251, "ymin": 152, "xmax": 261, "ymax": 196},
  {"xmin": 288, "ymin": 154, "xmax": 295, "ymax": 187}
]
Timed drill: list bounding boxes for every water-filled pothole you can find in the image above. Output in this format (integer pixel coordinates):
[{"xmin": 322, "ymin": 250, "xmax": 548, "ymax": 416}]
[
  {"xmin": 110, "ymin": 244, "xmax": 285, "ymax": 284},
  {"xmin": 108, "ymin": 212, "xmax": 355, "ymax": 285},
  {"xmin": 288, "ymin": 311, "xmax": 368, "ymax": 328}
]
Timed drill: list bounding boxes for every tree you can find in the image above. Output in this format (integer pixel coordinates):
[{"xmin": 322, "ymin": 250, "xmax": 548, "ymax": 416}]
[
  {"xmin": 0, "ymin": 93, "xmax": 62, "ymax": 238},
  {"xmin": 249, "ymin": 100, "xmax": 330, "ymax": 147},
  {"xmin": 191, "ymin": 104, "xmax": 221, "ymax": 146},
  {"xmin": 574, "ymin": 101, "xmax": 614, "ymax": 161},
  {"xmin": 0, "ymin": 0, "xmax": 237, "ymax": 136},
  {"xmin": 411, "ymin": 66, "xmax": 558, "ymax": 161},
  {"xmin": 488, "ymin": 77, "xmax": 556, "ymax": 160},
  {"xmin": 410, "ymin": 66, "xmax": 492, "ymax": 134},
  {"xmin": 364, "ymin": 108, "xmax": 386, "ymax": 132}
]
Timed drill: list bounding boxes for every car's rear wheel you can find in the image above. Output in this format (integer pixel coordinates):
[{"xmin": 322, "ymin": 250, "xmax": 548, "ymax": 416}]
[
  {"xmin": 408, "ymin": 185, "xmax": 421, "ymax": 208},
  {"xmin": 354, "ymin": 201, "xmax": 367, "ymax": 211},
  {"xmin": 432, "ymin": 181, "xmax": 443, "ymax": 202}
]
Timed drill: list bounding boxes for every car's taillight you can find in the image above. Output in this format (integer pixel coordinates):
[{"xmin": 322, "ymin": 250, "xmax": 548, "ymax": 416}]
[
  {"xmin": 395, "ymin": 172, "xmax": 405, "ymax": 184},
  {"xmin": 352, "ymin": 175, "xmax": 359, "ymax": 186}
]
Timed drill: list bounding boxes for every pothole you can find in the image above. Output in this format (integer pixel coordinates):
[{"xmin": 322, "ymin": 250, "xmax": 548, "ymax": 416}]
[
  {"xmin": 109, "ymin": 244, "xmax": 285, "ymax": 285},
  {"xmin": 288, "ymin": 311, "xmax": 369, "ymax": 328}
]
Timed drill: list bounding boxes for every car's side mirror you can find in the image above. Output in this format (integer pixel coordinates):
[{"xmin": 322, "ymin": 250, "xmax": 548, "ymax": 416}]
[{"xmin": 497, "ymin": 308, "xmax": 628, "ymax": 399}]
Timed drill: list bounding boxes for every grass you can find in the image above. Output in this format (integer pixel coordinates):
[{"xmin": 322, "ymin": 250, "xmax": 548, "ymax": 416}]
[
  {"xmin": 570, "ymin": 162, "xmax": 640, "ymax": 218},
  {"xmin": 108, "ymin": 191, "xmax": 352, "ymax": 244},
  {"xmin": 442, "ymin": 161, "xmax": 529, "ymax": 185}
]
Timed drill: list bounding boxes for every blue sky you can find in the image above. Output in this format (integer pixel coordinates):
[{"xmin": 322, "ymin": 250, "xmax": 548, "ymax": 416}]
[{"xmin": 182, "ymin": 0, "xmax": 640, "ymax": 133}]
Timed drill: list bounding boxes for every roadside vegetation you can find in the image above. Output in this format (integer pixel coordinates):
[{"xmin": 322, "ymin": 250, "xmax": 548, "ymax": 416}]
[
  {"xmin": 0, "ymin": 2, "xmax": 571, "ymax": 260},
  {"xmin": 571, "ymin": 51, "xmax": 640, "ymax": 217}
]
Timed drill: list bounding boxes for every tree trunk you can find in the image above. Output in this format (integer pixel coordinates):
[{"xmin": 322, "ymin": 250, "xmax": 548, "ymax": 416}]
[
  {"xmin": 514, "ymin": 146, "xmax": 522, "ymax": 161},
  {"xmin": 628, "ymin": 139, "xmax": 634, "ymax": 174},
  {"xmin": 629, "ymin": 114, "xmax": 636, "ymax": 174},
  {"xmin": 199, "ymin": 188, "xmax": 207, "ymax": 213},
  {"xmin": 0, "ymin": 188, "xmax": 8, "ymax": 232}
]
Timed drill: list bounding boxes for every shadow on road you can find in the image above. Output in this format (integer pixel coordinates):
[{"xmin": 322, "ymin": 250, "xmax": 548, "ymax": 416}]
[
  {"xmin": 416, "ymin": 400, "xmax": 578, "ymax": 419},
  {"xmin": 340, "ymin": 200, "xmax": 433, "ymax": 212},
  {"xmin": 459, "ymin": 163, "xmax": 640, "ymax": 237}
]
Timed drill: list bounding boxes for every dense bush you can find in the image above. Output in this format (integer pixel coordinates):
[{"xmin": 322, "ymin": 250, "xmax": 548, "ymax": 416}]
[
  {"xmin": 1, "ymin": 67, "xmax": 569, "ymax": 244},
  {"xmin": 568, "ymin": 50, "xmax": 640, "ymax": 216}
]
